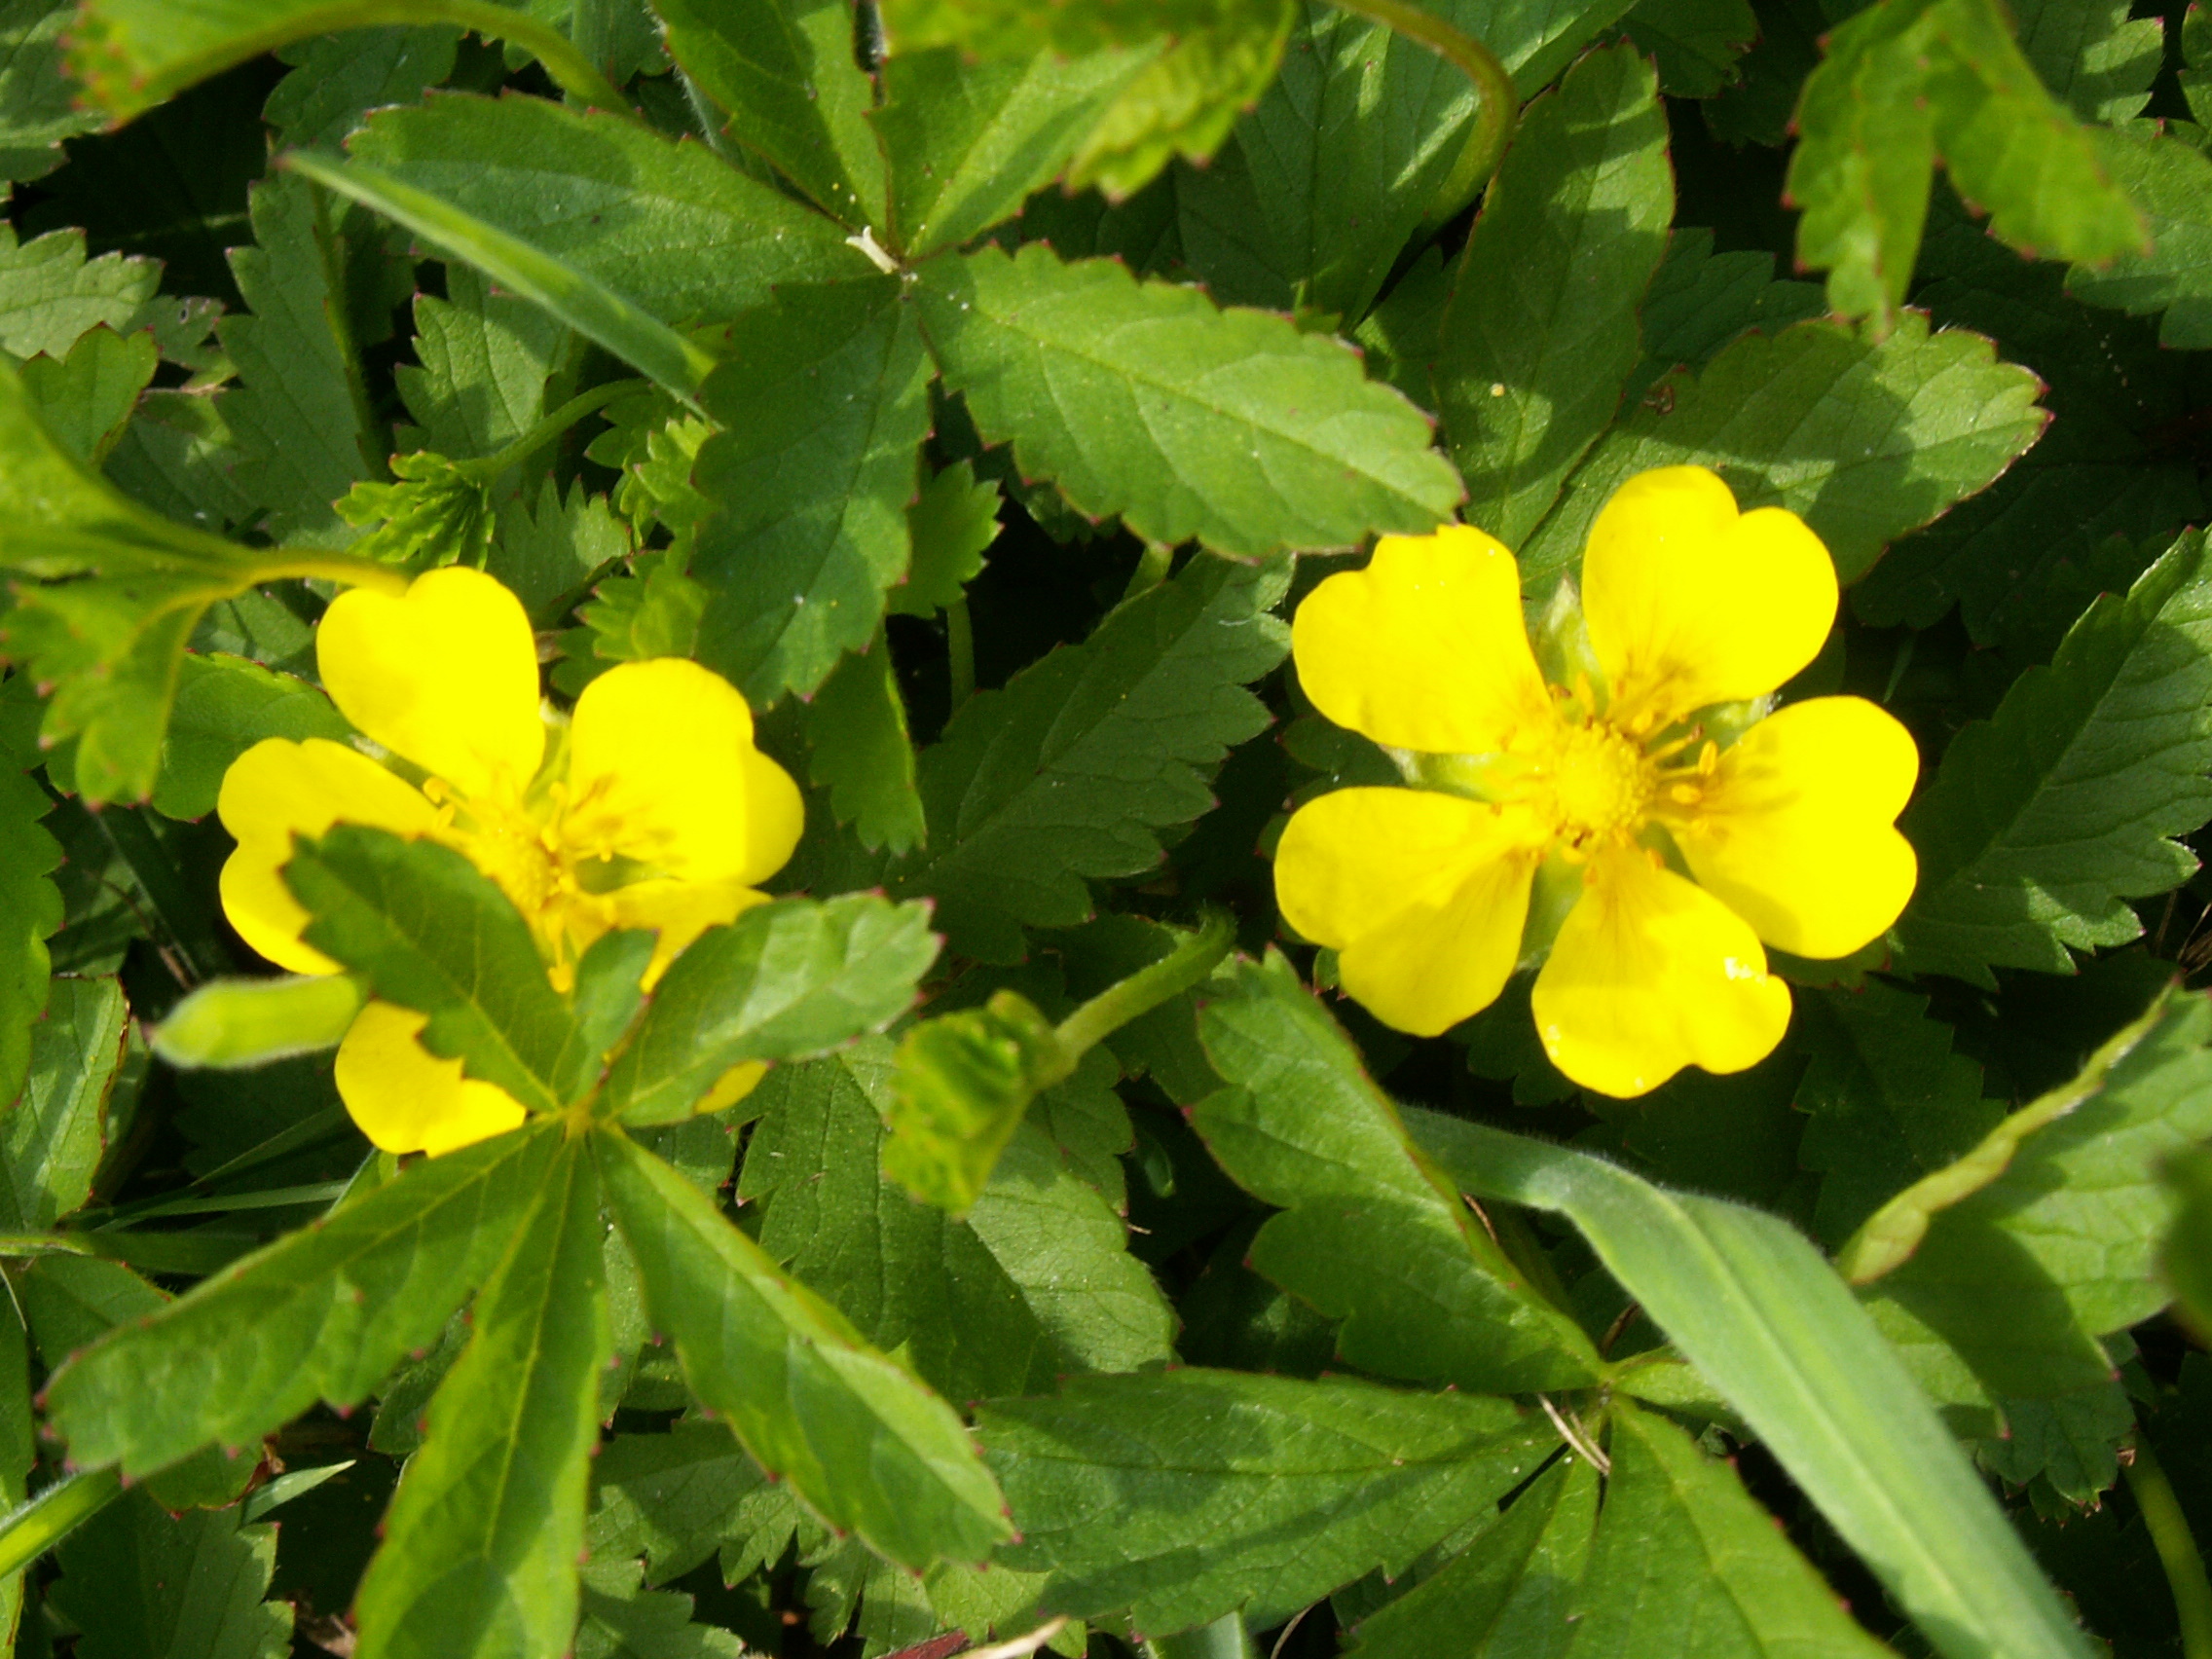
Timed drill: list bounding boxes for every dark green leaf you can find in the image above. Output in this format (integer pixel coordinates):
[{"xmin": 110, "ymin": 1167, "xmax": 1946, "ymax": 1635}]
[
  {"xmin": 577, "ymin": 1567, "xmax": 747, "ymax": 1659},
  {"xmin": 2010, "ymin": 0, "xmax": 2161, "ymax": 121},
  {"xmin": 2161, "ymin": 1144, "xmax": 2212, "ymax": 1343},
  {"xmin": 1894, "ymin": 531, "xmax": 2212, "ymax": 984},
  {"xmin": 263, "ymin": 23, "xmax": 460, "ymax": 151},
  {"xmin": 285, "ymin": 825, "xmax": 583, "ymax": 1114},
  {"xmin": 491, "ymin": 477, "xmax": 629, "ymax": 627},
  {"xmin": 51, "ymin": 1488, "xmax": 292, "ymax": 1659},
  {"xmin": 150, "ymin": 650, "xmax": 352, "ymax": 822},
  {"xmin": 0, "ymin": 1, "xmax": 106, "ymax": 182},
  {"xmin": 589, "ymin": 1420, "xmax": 784, "ymax": 1587},
  {"xmin": 0, "ymin": 974, "xmax": 126, "ymax": 1229},
  {"xmin": 2064, "ymin": 128, "xmax": 2212, "ymax": 350},
  {"xmin": 596, "ymin": 1125, "xmax": 1013, "ymax": 1570},
  {"xmin": 689, "ymin": 277, "xmax": 932, "ymax": 704},
  {"xmin": 353, "ymin": 1141, "xmax": 609, "ymax": 1659},
  {"xmin": 0, "ymin": 225, "xmax": 159, "ymax": 359},
  {"xmin": 396, "ymin": 264, "xmax": 571, "ymax": 463},
  {"xmin": 803, "ymin": 633, "xmax": 925, "ymax": 856},
  {"xmin": 1191, "ymin": 953, "xmax": 1604, "ymax": 1392},
  {"xmin": 982, "ymin": 1369, "xmax": 1553, "ymax": 1635},
  {"xmin": 915, "ymin": 242, "xmax": 1463, "ymax": 557},
  {"xmin": 0, "ymin": 681, "xmax": 62, "ymax": 1111},
  {"xmin": 892, "ymin": 460, "xmax": 999, "ymax": 617},
  {"xmin": 600, "ymin": 893, "xmax": 940, "ymax": 1125},
  {"xmin": 888, "ymin": 551, "xmax": 1288, "ymax": 961},
  {"xmin": 1518, "ymin": 311, "xmax": 2046, "ymax": 589},
  {"xmin": 1435, "ymin": 44, "xmax": 1673, "ymax": 548},
  {"xmin": 18, "ymin": 324, "xmax": 157, "ymax": 463},
  {"xmin": 1625, "ymin": 0, "xmax": 1758, "ymax": 93}
]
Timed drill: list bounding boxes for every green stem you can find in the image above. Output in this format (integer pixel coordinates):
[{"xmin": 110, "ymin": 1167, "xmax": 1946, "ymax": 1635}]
[
  {"xmin": 454, "ymin": 378, "xmax": 644, "ymax": 482},
  {"xmin": 1331, "ymin": 0, "xmax": 1519, "ymax": 197},
  {"xmin": 2129, "ymin": 1437, "xmax": 2212, "ymax": 1659},
  {"xmin": 1053, "ymin": 910, "xmax": 1235, "ymax": 1062},
  {"xmin": 0, "ymin": 1470, "xmax": 124, "ymax": 1580},
  {"xmin": 1145, "ymin": 1613, "xmax": 1255, "ymax": 1659},
  {"xmin": 1123, "ymin": 540, "xmax": 1174, "ymax": 602},
  {"xmin": 946, "ymin": 595, "xmax": 977, "ymax": 712}
]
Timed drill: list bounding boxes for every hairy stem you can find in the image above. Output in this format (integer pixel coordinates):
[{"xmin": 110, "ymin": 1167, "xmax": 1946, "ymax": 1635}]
[
  {"xmin": 1054, "ymin": 910, "xmax": 1235, "ymax": 1061},
  {"xmin": 455, "ymin": 378, "xmax": 645, "ymax": 482}
]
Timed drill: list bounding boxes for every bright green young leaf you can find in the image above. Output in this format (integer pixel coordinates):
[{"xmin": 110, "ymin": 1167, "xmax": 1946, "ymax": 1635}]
[
  {"xmin": 44, "ymin": 1121, "xmax": 561, "ymax": 1477},
  {"xmin": 981, "ymin": 1369, "xmax": 1554, "ymax": 1635},
  {"xmin": 0, "ymin": 975, "xmax": 126, "ymax": 1230},
  {"xmin": 1406, "ymin": 1108, "xmax": 2097, "ymax": 1659},
  {"xmin": 284, "ymin": 825, "xmax": 583, "ymax": 1115},
  {"xmin": 1191, "ymin": 953, "xmax": 1604, "ymax": 1393},
  {"xmin": 892, "ymin": 460, "xmax": 999, "ymax": 617},
  {"xmin": 1787, "ymin": 0, "xmax": 2148, "ymax": 324},
  {"xmin": 2064, "ymin": 128, "xmax": 2212, "ymax": 350},
  {"xmin": 1794, "ymin": 979, "xmax": 2004, "ymax": 1246},
  {"xmin": 1625, "ymin": 0, "xmax": 1759, "ymax": 93},
  {"xmin": 2161, "ymin": 1144, "xmax": 2212, "ymax": 1343},
  {"xmin": 881, "ymin": 989, "xmax": 1067, "ymax": 1214},
  {"xmin": 1568, "ymin": 1403, "xmax": 1895, "ymax": 1658},
  {"xmin": 353, "ymin": 1142, "xmax": 608, "ymax": 1659},
  {"xmin": 395, "ymin": 263, "xmax": 570, "ymax": 463},
  {"xmin": 595, "ymin": 1125, "xmax": 1013, "ymax": 1570},
  {"xmin": 0, "ymin": 682, "xmax": 63, "ymax": 1112},
  {"xmin": 888, "ymin": 552, "xmax": 1288, "ymax": 961},
  {"xmin": 18, "ymin": 325, "xmax": 157, "ymax": 463},
  {"xmin": 1894, "ymin": 531, "xmax": 2212, "ymax": 984},
  {"xmin": 879, "ymin": 0, "xmax": 1256, "ymax": 55},
  {"xmin": 1435, "ymin": 44, "xmax": 1673, "ymax": 548},
  {"xmin": 597, "ymin": 893, "xmax": 940, "ymax": 1125},
  {"xmin": 50, "ymin": 1488, "xmax": 292, "ymax": 1659},
  {"xmin": 654, "ymin": 0, "xmax": 887, "ymax": 226},
  {"xmin": 149, "ymin": 651, "xmax": 352, "ymax": 822},
  {"xmin": 334, "ymin": 448, "xmax": 496, "ymax": 572},
  {"xmin": 803, "ymin": 634, "xmax": 926, "ymax": 856},
  {"xmin": 1345, "ymin": 1454, "xmax": 1599, "ymax": 1659},
  {"xmin": 874, "ymin": 46, "xmax": 1157, "ymax": 260},
  {"xmin": 689, "ymin": 277, "xmax": 931, "ymax": 704},
  {"xmin": 914, "ymin": 242, "xmax": 1463, "ymax": 557},
  {"xmin": 1518, "ymin": 311, "xmax": 2046, "ymax": 588},
  {"xmin": 0, "ymin": 226, "xmax": 159, "ymax": 360},
  {"xmin": 743, "ymin": 1038, "xmax": 1174, "ymax": 1402},
  {"xmin": 152, "ymin": 973, "xmax": 365, "ymax": 1070}
]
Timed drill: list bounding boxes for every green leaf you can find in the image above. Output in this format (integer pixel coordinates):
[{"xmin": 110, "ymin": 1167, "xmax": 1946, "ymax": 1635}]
[
  {"xmin": 599, "ymin": 893, "xmax": 940, "ymax": 1125},
  {"xmin": 2063, "ymin": 127, "xmax": 2212, "ymax": 350},
  {"xmin": 1893, "ymin": 531, "xmax": 2212, "ymax": 984},
  {"xmin": 150, "ymin": 651, "xmax": 352, "ymax": 823},
  {"xmin": 1568, "ymin": 1403, "xmax": 1895, "ymax": 1658},
  {"xmin": 588, "ymin": 1420, "xmax": 787, "ymax": 1587},
  {"xmin": 1795, "ymin": 980, "xmax": 2004, "ymax": 1246},
  {"xmin": 595, "ymin": 1125, "xmax": 1013, "ymax": 1570},
  {"xmin": 743, "ymin": 1037, "xmax": 1174, "ymax": 1402},
  {"xmin": 491, "ymin": 477, "xmax": 629, "ymax": 628},
  {"xmin": 0, "ymin": 975, "xmax": 127, "ymax": 1229},
  {"xmin": 335, "ymin": 448, "xmax": 497, "ymax": 572},
  {"xmin": 555, "ymin": 547, "xmax": 707, "ymax": 694},
  {"xmin": 284, "ymin": 825, "xmax": 584, "ymax": 1115},
  {"xmin": 151, "ymin": 973, "xmax": 366, "ymax": 1069},
  {"xmin": 18, "ymin": 324, "xmax": 158, "ymax": 464},
  {"xmin": 50, "ymin": 1488, "xmax": 293, "ymax": 1659},
  {"xmin": 891, "ymin": 460, "xmax": 999, "ymax": 617},
  {"xmin": 1841, "ymin": 986, "xmax": 2212, "ymax": 1385},
  {"xmin": 803, "ymin": 633, "xmax": 925, "ymax": 856},
  {"xmin": 875, "ymin": 46, "xmax": 1157, "ymax": 261},
  {"xmin": 881, "ymin": 989, "xmax": 1067, "ymax": 1215},
  {"xmin": 354, "ymin": 1141, "xmax": 608, "ymax": 1659},
  {"xmin": 1625, "ymin": 0, "xmax": 1759, "ymax": 93},
  {"xmin": 1190, "ymin": 953, "xmax": 1604, "ymax": 1393},
  {"xmin": 1345, "ymin": 1454, "xmax": 1598, "ymax": 1659},
  {"xmin": 44, "ymin": 1121, "xmax": 559, "ymax": 1477},
  {"xmin": 0, "ymin": 682, "xmax": 62, "ymax": 1112},
  {"xmin": 2161, "ymin": 1144, "xmax": 2212, "ymax": 1343},
  {"xmin": 1434, "ymin": 44, "xmax": 1673, "ymax": 548},
  {"xmin": 1518, "ymin": 311, "xmax": 2046, "ymax": 589},
  {"xmin": 214, "ymin": 173, "xmax": 377, "ymax": 546},
  {"xmin": 1405, "ymin": 1108, "xmax": 2097, "ymax": 1659},
  {"xmin": 395, "ymin": 263, "xmax": 571, "ymax": 463},
  {"xmin": 981, "ymin": 1369, "xmax": 1553, "ymax": 1635},
  {"xmin": 914, "ymin": 242, "xmax": 1463, "ymax": 557},
  {"xmin": 887, "ymin": 551, "xmax": 1288, "ymax": 962},
  {"xmin": 1786, "ymin": 0, "xmax": 2148, "ymax": 324},
  {"xmin": 0, "ymin": 226, "xmax": 159, "ymax": 360},
  {"xmin": 2010, "ymin": 0, "xmax": 2162, "ymax": 121},
  {"xmin": 263, "ymin": 23, "xmax": 461, "ymax": 151},
  {"xmin": 576, "ymin": 1568, "xmax": 746, "ymax": 1659},
  {"xmin": 0, "ymin": 1, "xmax": 106, "ymax": 182},
  {"xmin": 880, "ymin": 0, "xmax": 1257, "ymax": 54},
  {"xmin": 688, "ymin": 277, "xmax": 931, "ymax": 704},
  {"xmin": 1629, "ymin": 230, "xmax": 1825, "ymax": 403},
  {"xmin": 653, "ymin": 0, "xmax": 887, "ymax": 225}
]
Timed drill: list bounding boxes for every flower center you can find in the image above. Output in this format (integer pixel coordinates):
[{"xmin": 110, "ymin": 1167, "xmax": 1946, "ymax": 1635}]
[
  {"xmin": 1529, "ymin": 719, "xmax": 1652, "ymax": 846},
  {"xmin": 430, "ymin": 781, "xmax": 617, "ymax": 986}
]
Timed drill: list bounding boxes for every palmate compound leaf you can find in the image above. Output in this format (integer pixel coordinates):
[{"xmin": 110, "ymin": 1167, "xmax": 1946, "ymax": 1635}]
[
  {"xmin": 740, "ymin": 1037, "xmax": 1174, "ymax": 1404},
  {"xmin": 979, "ymin": 1369, "xmax": 1555, "ymax": 1637},
  {"xmin": 597, "ymin": 893, "xmax": 940, "ymax": 1126},
  {"xmin": 353, "ymin": 1139, "xmax": 608, "ymax": 1659},
  {"xmin": 1404, "ymin": 1109, "xmax": 2097, "ymax": 1659},
  {"xmin": 913, "ymin": 241, "xmax": 1464, "ymax": 558},
  {"xmin": 886, "ymin": 550, "xmax": 1288, "ymax": 963},
  {"xmin": 1785, "ymin": 0, "xmax": 2147, "ymax": 327},
  {"xmin": 1433, "ymin": 43, "xmax": 1674, "ymax": 550},
  {"xmin": 595, "ymin": 1124, "xmax": 1013, "ymax": 1571},
  {"xmin": 1190, "ymin": 952, "xmax": 1604, "ymax": 1393},
  {"xmin": 44, "ymin": 1120, "xmax": 563, "ymax": 1478},
  {"xmin": 1893, "ymin": 530, "xmax": 2212, "ymax": 985},
  {"xmin": 1515, "ymin": 310, "xmax": 2046, "ymax": 591}
]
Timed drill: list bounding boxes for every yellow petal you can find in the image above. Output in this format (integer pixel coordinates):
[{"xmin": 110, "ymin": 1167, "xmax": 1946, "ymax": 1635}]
[
  {"xmin": 698, "ymin": 1061, "xmax": 768, "ymax": 1115},
  {"xmin": 1275, "ymin": 787, "xmax": 1541, "ymax": 1037},
  {"xmin": 317, "ymin": 566, "xmax": 544, "ymax": 800},
  {"xmin": 1673, "ymin": 696, "xmax": 1920, "ymax": 959},
  {"xmin": 1582, "ymin": 466, "xmax": 1837, "ymax": 725},
  {"xmin": 741, "ymin": 747, "xmax": 804, "ymax": 886},
  {"xmin": 215, "ymin": 738, "xmax": 442, "ymax": 975},
  {"xmin": 332, "ymin": 1000, "xmax": 528, "ymax": 1156},
  {"xmin": 568, "ymin": 658, "xmax": 798, "ymax": 885},
  {"xmin": 1292, "ymin": 525, "xmax": 1554, "ymax": 755},
  {"xmin": 1532, "ymin": 844, "xmax": 1791, "ymax": 1097},
  {"xmin": 606, "ymin": 876, "xmax": 773, "ymax": 990}
]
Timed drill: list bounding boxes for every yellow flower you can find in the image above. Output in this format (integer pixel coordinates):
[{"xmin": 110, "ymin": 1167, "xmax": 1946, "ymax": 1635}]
[
  {"xmin": 216, "ymin": 566, "xmax": 802, "ymax": 1154},
  {"xmin": 1274, "ymin": 466, "xmax": 1919, "ymax": 1098}
]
